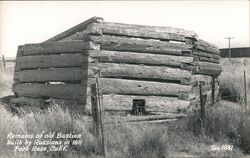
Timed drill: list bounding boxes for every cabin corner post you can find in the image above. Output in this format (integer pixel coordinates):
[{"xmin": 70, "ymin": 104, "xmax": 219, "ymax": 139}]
[{"xmin": 85, "ymin": 41, "xmax": 101, "ymax": 114}]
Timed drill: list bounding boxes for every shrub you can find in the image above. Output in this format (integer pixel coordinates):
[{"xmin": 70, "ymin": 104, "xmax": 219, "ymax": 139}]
[
  {"xmin": 219, "ymin": 58, "xmax": 250, "ymax": 103},
  {"xmin": 103, "ymin": 117, "xmax": 169, "ymax": 158},
  {"xmin": 239, "ymin": 114, "xmax": 250, "ymax": 153},
  {"xmin": 126, "ymin": 125, "xmax": 168, "ymax": 158},
  {"xmin": 185, "ymin": 100, "xmax": 250, "ymax": 154}
]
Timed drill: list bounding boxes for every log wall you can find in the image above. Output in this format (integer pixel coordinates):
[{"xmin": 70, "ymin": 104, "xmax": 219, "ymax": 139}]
[
  {"xmin": 11, "ymin": 41, "xmax": 97, "ymax": 111},
  {"xmin": 12, "ymin": 17, "xmax": 222, "ymax": 116}
]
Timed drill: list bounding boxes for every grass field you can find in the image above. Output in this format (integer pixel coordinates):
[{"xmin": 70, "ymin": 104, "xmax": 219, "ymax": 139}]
[{"xmin": 0, "ymin": 58, "xmax": 250, "ymax": 157}]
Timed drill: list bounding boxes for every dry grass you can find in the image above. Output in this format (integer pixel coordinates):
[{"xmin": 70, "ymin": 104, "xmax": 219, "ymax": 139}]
[
  {"xmin": 0, "ymin": 104, "xmax": 170, "ymax": 158},
  {"xmin": 0, "ymin": 102, "xmax": 246, "ymax": 158},
  {"xmin": 219, "ymin": 58, "xmax": 250, "ymax": 103}
]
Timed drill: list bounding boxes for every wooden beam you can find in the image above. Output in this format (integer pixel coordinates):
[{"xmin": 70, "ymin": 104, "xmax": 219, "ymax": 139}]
[
  {"xmin": 101, "ymin": 43, "xmax": 189, "ymax": 55},
  {"xmin": 96, "ymin": 78, "xmax": 192, "ymax": 96},
  {"xmin": 107, "ymin": 113, "xmax": 187, "ymax": 123},
  {"xmin": 97, "ymin": 22, "xmax": 198, "ymax": 40},
  {"xmin": 17, "ymin": 41, "xmax": 99, "ymax": 57},
  {"xmin": 102, "ymin": 94, "xmax": 190, "ymax": 113},
  {"xmin": 89, "ymin": 63, "xmax": 192, "ymax": 84},
  {"xmin": 88, "ymin": 35, "xmax": 193, "ymax": 53},
  {"xmin": 88, "ymin": 50, "xmax": 193, "ymax": 67},
  {"xmin": 10, "ymin": 96, "xmax": 45, "ymax": 107},
  {"xmin": 71, "ymin": 23, "xmax": 188, "ymax": 42},
  {"xmin": 44, "ymin": 17, "xmax": 104, "ymax": 43},
  {"xmin": 15, "ymin": 53, "xmax": 88, "ymax": 71},
  {"xmin": 14, "ymin": 67, "xmax": 88, "ymax": 83},
  {"xmin": 13, "ymin": 83, "xmax": 86, "ymax": 100},
  {"xmin": 192, "ymin": 74, "xmax": 213, "ymax": 85},
  {"xmin": 195, "ymin": 42, "xmax": 220, "ymax": 55},
  {"xmin": 192, "ymin": 51, "xmax": 220, "ymax": 59},
  {"xmin": 194, "ymin": 56, "xmax": 220, "ymax": 63},
  {"xmin": 193, "ymin": 61, "xmax": 222, "ymax": 76}
]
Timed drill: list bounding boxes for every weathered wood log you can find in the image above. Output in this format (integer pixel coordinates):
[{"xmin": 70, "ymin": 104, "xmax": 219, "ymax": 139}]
[
  {"xmin": 194, "ymin": 56, "xmax": 220, "ymax": 63},
  {"xmin": 195, "ymin": 43, "xmax": 220, "ymax": 55},
  {"xmin": 87, "ymin": 35, "xmax": 193, "ymax": 52},
  {"xmin": 44, "ymin": 17, "xmax": 104, "ymax": 43},
  {"xmin": 192, "ymin": 74, "xmax": 213, "ymax": 85},
  {"xmin": 96, "ymin": 78, "xmax": 192, "ymax": 96},
  {"xmin": 183, "ymin": 62, "xmax": 222, "ymax": 76},
  {"xmin": 181, "ymin": 64, "xmax": 198, "ymax": 72},
  {"xmin": 89, "ymin": 63, "xmax": 192, "ymax": 84},
  {"xmin": 17, "ymin": 41, "xmax": 99, "ymax": 57},
  {"xmin": 70, "ymin": 23, "xmax": 188, "ymax": 42},
  {"xmin": 125, "ymin": 119, "xmax": 178, "ymax": 124},
  {"xmin": 12, "ymin": 83, "xmax": 86, "ymax": 99},
  {"xmin": 94, "ymin": 22, "xmax": 199, "ymax": 40},
  {"xmin": 102, "ymin": 94, "xmax": 190, "ymax": 113},
  {"xmin": 193, "ymin": 61, "xmax": 222, "ymax": 76},
  {"xmin": 195, "ymin": 67, "xmax": 222, "ymax": 76},
  {"xmin": 10, "ymin": 96, "xmax": 46, "ymax": 106},
  {"xmin": 14, "ymin": 67, "xmax": 88, "ymax": 83},
  {"xmin": 101, "ymin": 43, "xmax": 191, "ymax": 55},
  {"xmin": 88, "ymin": 50, "xmax": 193, "ymax": 67},
  {"xmin": 15, "ymin": 53, "xmax": 88, "ymax": 71},
  {"xmin": 192, "ymin": 51, "xmax": 220, "ymax": 59},
  {"xmin": 107, "ymin": 113, "xmax": 187, "ymax": 122}
]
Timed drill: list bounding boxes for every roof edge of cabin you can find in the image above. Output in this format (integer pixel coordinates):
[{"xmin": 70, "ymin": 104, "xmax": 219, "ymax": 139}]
[{"xmin": 43, "ymin": 16, "xmax": 104, "ymax": 43}]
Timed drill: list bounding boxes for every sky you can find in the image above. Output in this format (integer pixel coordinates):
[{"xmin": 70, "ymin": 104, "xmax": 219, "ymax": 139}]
[{"xmin": 0, "ymin": 1, "xmax": 249, "ymax": 57}]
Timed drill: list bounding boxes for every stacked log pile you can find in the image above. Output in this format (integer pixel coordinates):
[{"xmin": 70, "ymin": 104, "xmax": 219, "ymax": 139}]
[{"xmin": 11, "ymin": 17, "xmax": 221, "ymax": 117}]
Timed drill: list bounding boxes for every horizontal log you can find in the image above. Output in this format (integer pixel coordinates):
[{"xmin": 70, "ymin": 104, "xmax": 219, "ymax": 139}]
[
  {"xmin": 195, "ymin": 41, "xmax": 220, "ymax": 54},
  {"xmin": 183, "ymin": 61, "xmax": 222, "ymax": 76},
  {"xmin": 102, "ymin": 94, "xmax": 190, "ymax": 113},
  {"xmin": 192, "ymin": 51, "xmax": 220, "ymax": 59},
  {"xmin": 124, "ymin": 119, "xmax": 178, "ymax": 124},
  {"xmin": 88, "ymin": 50, "xmax": 193, "ymax": 67},
  {"xmin": 17, "ymin": 41, "xmax": 99, "ymax": 57},
  {"xmin": 44, "ymin": 16, "xmax": 103, "ymax": 43},
  {"xmin": 98, "ymin": 78, "xmax": 192, "ymax": 96},
  {"xmin": 191, "ymin": 74, "xmax": 213, "ymax": 85},
  {"xmin": 97, "ymin": 22, "xmax": 198, "ymax": 40},
  {"xmin": 88, "ymin": 35, "xmax": 193, "ymax": 53},
  {"xmin": 181, "ymin": 64, "xmax": 198, "ymax": 72},
  {"xmin": 196, "ymin": 67, "xmax": 222, "ymax": 76},
  {"xmin": 15, "ymin": 53, "xmax": 88, "ymax": 71},
  {"xmin": 89, "ymin": 63, "xmax": 192, "ymax": 84},
  {"xmin": 193, "ymin": 61, "xmax": 222, "ymax": 75},
  {"xmin": 101, "ymin": 43, "xmax": 190, "ymax": 55},
  {"xmin": 107, "ymin": 113, "xmax": 187, "ymax": 122},
  {"xmin": 76, "ymin": 23, "xmax": 188, "ymax": 42},
  {"xmin": 10, "ymin": 97, "xmax": 45, "ymax": 107},
  {"xmin": 14, "ymin": 67, "xmax": 88, "ymax": 83},
  {"xmin": 12, "ymin": 83, "xmax": 86, "ymax": 99},
  {"xmin": 194, "ymin": 56, "xmax": 220, "ymax": 63}
]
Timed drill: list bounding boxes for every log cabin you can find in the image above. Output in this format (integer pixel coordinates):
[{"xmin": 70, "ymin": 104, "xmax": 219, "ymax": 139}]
[{"xmin": 11, "ymin": 17, "xmax": 222, "ymax": 119}]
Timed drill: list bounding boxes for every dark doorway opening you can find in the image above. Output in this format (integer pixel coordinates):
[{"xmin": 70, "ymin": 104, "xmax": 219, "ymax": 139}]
[{"xmin": 131, "ymin": 99, "xmax": 146, "ymax": 115}]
